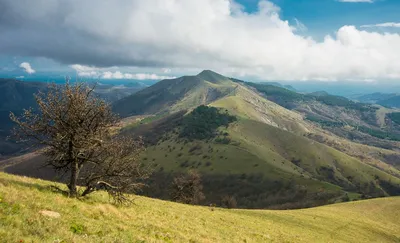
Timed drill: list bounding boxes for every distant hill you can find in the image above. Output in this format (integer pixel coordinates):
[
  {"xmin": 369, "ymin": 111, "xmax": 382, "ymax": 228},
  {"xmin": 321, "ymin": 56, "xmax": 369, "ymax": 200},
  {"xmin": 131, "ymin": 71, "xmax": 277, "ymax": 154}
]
[
  {"xmin": 355, "ymin": 92, "xmax": 400, "ymax": 108},
  {"xmin": 356, "ymin": 92, "xmax": 398, "ymax": 104},
  {"xmin": 377, "ymin": 95, "xmax": 400, "ymax": 108},
  {"xmin": 0, "ymin": 79, "xmax": 47, "ymax": 156},
  {"xmin": 0, "ymin": 79, "xmax": 144, "ymax": 156},
  {"xmin": 92, "ymin": 82, "xmax": 147, "ymax": 102},
  {"xmin": 261, "ymin": 82, "xmax": 297, "ymax": 91},
  {"xmin": 308, "ymin": 91, "xmax": 329, "ymax": 97},
  {"xmin": 230, "ymin": 79, "xmax": 297, "ymax": 92},
  {"xmin": 233, "ymin": 79, "xmax": 400, "ymax": 150}
]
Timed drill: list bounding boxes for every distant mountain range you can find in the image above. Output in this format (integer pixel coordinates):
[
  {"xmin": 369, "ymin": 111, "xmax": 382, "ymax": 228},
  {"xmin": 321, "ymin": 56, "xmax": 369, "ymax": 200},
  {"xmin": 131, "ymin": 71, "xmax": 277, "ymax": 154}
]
[
  {"xmin": 0, "ymin": 78, "xmax": 146, "ymax": 156},
  {"xmin": 356, "ymin": 92, "xmax": 400, "ymax": 108}
]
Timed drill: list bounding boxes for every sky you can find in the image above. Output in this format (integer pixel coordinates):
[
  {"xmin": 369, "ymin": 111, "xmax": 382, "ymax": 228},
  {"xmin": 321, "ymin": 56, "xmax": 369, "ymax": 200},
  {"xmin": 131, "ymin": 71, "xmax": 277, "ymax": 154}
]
[{"xmin": 0, "ymin": 0, "xmax": 400, "ymax": 83}]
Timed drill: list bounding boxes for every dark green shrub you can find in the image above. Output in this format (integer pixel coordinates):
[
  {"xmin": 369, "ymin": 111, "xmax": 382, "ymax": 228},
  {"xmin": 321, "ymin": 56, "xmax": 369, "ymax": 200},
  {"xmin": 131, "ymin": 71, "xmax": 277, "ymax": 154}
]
[{"xmin": 180, "ymin": 106, "xmax": 236, "ymax": 140}]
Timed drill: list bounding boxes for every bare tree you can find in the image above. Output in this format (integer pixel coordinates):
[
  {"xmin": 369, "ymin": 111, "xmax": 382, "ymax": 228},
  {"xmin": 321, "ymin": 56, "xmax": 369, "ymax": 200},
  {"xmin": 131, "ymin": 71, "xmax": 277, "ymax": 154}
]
[
  {"xmin": 10, "ymin": 82, "xmax": 151, "ymax": 202},
  {"xmin": 221, "ymin": 195, "xmax": 237, "ymax": 209},
  {"xmin": 170, "ymin": 170, "xmax": 205, "ymax": 204}
]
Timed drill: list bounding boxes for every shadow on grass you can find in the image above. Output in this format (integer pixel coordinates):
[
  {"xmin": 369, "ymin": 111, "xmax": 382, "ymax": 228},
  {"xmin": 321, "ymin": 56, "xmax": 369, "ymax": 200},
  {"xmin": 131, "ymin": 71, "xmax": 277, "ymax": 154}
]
[{"xmin": 0, "ymin": 176, "xmax": 69, "ymax": 197}]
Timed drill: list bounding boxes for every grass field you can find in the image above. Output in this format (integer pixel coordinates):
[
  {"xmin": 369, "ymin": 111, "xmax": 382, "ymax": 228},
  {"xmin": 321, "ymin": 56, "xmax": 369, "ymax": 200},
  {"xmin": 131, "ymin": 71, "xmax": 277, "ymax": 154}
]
[{"xmin": 0, "ymin": 172, "xmax": 399, "ymax": 243}]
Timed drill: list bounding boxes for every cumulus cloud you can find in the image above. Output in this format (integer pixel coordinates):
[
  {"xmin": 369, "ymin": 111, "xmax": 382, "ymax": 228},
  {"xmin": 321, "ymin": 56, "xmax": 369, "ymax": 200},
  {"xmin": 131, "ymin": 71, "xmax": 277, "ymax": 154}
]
[
  {"xmin": 361, "ymin": 22, "xmax": 400, "ymax": 28},
  {"xmin": 1, "ymin": 0, "xmax": 400, "ymax": 81},
  {"xmin": 70, "ymin": 64, "xmax": 175, "ymax": 80},
  {"xmin": 19, "ymin": 62, "xmax": 36, "ymax": 74}
]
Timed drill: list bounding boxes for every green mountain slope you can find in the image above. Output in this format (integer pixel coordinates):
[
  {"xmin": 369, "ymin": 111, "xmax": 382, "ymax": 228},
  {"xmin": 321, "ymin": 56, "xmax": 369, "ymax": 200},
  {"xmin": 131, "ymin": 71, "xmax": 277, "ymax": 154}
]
[
  {"xmin": 234, "ymin": 79, "xmax": 400, "ymax": 150},
  {"xmin": 113, "ymin": 70, "xmax": 236, "ymax": 117},
  {"xmin": 0, "ymin": 173, "xmax": 399, "ymax": 243},
  {"xmin": 117, "ymin": 76, "xmax": 400, "ymax": 208}
]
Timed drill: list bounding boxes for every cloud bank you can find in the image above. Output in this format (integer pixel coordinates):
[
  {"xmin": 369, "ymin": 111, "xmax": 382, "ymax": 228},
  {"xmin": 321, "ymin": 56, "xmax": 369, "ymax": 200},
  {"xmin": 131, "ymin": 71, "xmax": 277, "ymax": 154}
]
[
  {"xmin": 19, "ymin": 62, "xmax": 36, "ymax": 74},
  {"xmin": 1, "ymin": 0, "xmax": 400, "ymax": 81},
  {"xmin": 70, "ymin": 64, "xmax": 175, "ymax": 80}
]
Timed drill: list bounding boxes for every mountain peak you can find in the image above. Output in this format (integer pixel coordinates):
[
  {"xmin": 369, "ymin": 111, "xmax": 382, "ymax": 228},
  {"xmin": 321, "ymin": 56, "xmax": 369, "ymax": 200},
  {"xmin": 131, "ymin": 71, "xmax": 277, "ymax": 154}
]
[
  {"xmin": 197, "ymin": 69, "xmax": 220, "ymax": 76},
  {"xmin": 196, "ymin": 70, "xmax": 230, "ymax": 84}
]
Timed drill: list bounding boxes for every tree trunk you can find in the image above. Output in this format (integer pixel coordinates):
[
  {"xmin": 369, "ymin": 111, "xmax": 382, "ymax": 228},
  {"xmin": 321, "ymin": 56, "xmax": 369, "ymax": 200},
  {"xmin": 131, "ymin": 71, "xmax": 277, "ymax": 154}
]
[
  {"xmin": 67, "ymin": 137, "xmax": 79, "ymax": 197},
  {"xmin": 68, "ymin": 161, "xmax": 79, "ymax": 197}
]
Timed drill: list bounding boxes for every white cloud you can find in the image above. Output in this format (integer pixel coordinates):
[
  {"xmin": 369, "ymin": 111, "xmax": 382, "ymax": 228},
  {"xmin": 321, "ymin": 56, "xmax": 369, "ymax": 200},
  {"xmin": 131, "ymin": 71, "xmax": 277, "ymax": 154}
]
[
  {"xmin": 70, "ymin": 65, "xmax": 175, "ymax": 80},
  {"xmin": 2, "ymin": 0, "xmax": 400, "ymax": 81},
  {"xmin": 162, "ymin": 68, "xmax": 172, "ymax": 73},
  {"xmin": 337, "ymin": 0, "xmax": 373, "ymax": 2},
  {"xmin": 70, "ymin": 64, "xmax": 98, "ymax": 77},
  {"xmin": 294, "ymin": 18, "xmax": 307, "ymax": 32},
  {"xmin": 361, "ymin": 22, "xmax": 400, "ymax": 28},
  {"xmin": 101, "ymin": 71, "xmax": 175, "ymax": 80},
  {"xmin": 19, "ymin": 62, "xmax": 36, "ymax": 74}
]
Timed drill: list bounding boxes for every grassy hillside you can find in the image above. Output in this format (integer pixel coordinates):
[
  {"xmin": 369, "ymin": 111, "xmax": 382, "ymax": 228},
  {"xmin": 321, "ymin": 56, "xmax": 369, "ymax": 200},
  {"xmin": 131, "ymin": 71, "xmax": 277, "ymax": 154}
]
[
  {"xmin": 0, "ymin": 172, "xmax": 399, "ymax": 243},
  {"xmin": 111, "ymin": 75, "xmax": 400, "ymax": 208},
  {"xmin": 235, "ymin": 80, "xmax": 400, "ymax": 149},
  {"xmin": 123, "ymin": 109, "xmax": 400, "ymax": 208},
  {"xmin": 112, "ymin": 70, "xmax": 236, "ymax": 117}
]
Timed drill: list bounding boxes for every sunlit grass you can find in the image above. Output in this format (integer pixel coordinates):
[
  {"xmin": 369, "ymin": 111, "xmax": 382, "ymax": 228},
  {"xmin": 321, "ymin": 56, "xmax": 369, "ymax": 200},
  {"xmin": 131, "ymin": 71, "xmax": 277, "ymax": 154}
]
[{"xmin": 0, "ymin": 172, "xmax": 399, "ymax": 242}]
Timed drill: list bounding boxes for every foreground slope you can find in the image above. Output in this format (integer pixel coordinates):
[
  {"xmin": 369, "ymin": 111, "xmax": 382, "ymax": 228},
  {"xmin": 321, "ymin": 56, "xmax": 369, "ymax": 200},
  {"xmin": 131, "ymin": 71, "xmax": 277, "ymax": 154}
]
[{"xmin": 0, "ymin": 173, "xmax": 399, "ymax": 243}]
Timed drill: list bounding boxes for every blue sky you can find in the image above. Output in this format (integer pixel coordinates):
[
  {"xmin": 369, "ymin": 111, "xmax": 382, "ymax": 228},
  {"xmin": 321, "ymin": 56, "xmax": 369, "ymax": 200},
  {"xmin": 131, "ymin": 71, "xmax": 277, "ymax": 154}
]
[
  {"xmin": 0, "ymin": 0, "xmax": 399, "ymax": 83},
  {"xmin": 237, "ymin": 0, "xmax": 400, "ymax": 38}
]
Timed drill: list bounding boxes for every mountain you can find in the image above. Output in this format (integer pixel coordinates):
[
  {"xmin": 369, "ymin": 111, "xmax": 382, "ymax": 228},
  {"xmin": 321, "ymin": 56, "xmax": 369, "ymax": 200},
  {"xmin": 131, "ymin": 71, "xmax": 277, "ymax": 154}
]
[
  {"xmin": 353, "ymin": 92, "xmax": 400, "ymax": 108},
  {"xmin": 260, "ymin": 81, "xmax": 297, "ymax": 91},
  {"xmin": 233, "ymin": 79, "xmax": 400, "ymax": 150},
  {"xmin": 356, "ymin": 92, "xmax": 398, "ymax": 104},
  {"xmin": 2, "ymin": 71, "xmax": 400, "ymax": 209},
  {"xmin": 377, "ymin": 95, "xmax": 400, "ymax": 108},
  {"xmin": 91, "ymin": 82, "xmax": 147, "ymax": 102},
  {"xmin": 110, "ymin": 71, "xmax": 400, "ymax": 208},
  {"xmin": 113, "ymin": 70, "xmax": 236, "ymax": 117},
  {"xmin": 0, "ymin": 78, "xmax": 145, "ymax": 156},
  {"xmin": 1, "ymin": 172, "xmax": 399, "ymax": 242},
  {"xmin": 308, "ymin": 91, "xmax": 330, "ymax": 97},
  {"xmin": 0, "ymin": 79, "xmax": 47, "ymax": 156}
]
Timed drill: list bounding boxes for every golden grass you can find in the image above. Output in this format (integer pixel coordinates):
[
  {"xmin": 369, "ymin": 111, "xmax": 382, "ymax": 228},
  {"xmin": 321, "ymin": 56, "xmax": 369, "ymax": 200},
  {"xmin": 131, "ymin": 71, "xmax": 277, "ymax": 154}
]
[{"xmin": 0, "ymin": 172, "xmax": 399, "ymax": 243}]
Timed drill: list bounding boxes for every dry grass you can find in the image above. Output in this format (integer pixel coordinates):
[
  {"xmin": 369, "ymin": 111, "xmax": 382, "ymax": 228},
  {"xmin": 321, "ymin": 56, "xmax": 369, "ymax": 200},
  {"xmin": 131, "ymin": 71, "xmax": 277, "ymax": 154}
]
[{"xmin": 0, "ymin": 172, "xmax": 399, "ymax": 243}]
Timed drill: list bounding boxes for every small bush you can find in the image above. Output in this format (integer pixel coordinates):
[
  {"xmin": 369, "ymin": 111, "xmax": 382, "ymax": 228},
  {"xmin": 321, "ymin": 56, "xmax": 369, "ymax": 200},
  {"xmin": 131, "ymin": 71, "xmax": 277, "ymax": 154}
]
[{"xmin": 70, "ymin": 223, "xmax": 85, "ymax": 234}]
